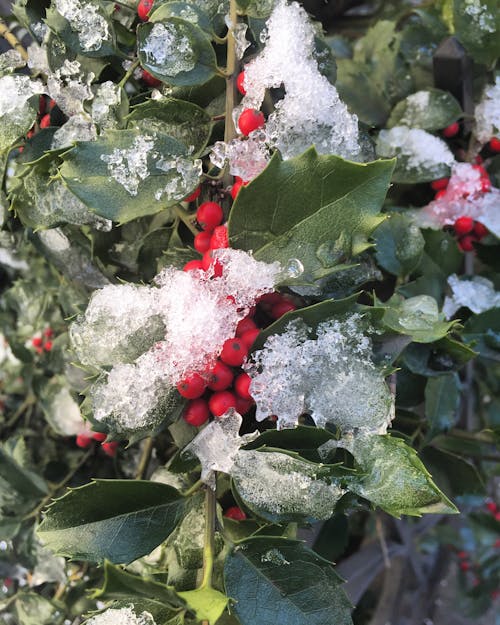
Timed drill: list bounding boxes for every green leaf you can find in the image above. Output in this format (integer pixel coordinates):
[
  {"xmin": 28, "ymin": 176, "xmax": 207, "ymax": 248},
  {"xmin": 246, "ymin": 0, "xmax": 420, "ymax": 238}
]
[
  {"xmin": 236, "ymin": 0, "xmax": 275, "ymax": 17},
  {"xmin": 0, "ymin": 76, "xmax": 39, "ymax": 153},
  {"xmin": 14, "ymin": 593, "xmax": 56, "ymax": 625},
  {"xmin": 137, "ymin": 19, "xmax": 217, "ymax": 86},
  {"xmin": 346, "ymin": 435, "xmax": 458, "ymax": 517},
  {"xmin": 59, "ymin": 129, "xmax": 201, "ymax": 224},
  {"xmin": 420, "ymin": 447, "xmax": 485, "ymax": 497},
  {"xmin": 127, "ymin": 98, "xmax": 212, "ymax": 155},
  {"xmin": 45, "ymin": 0, "xmax": 116, "ymax": 57},
  {"xmin": 373, "ymin": 294, "xmax": 457, "ymax": 343},
  {"xmin": 453, "ymin": 0, "xmax": 500, "ymax": 66},
  {"xmin": 37, "ymin": 480, "xmax": 187, "ymax": 563},
  {"xmin": 374, "ymin": 213, "xmax": 425, "ymax": 277},
  {"xmin": 150, "ymin": 2, "xmax": 214, "ymax": 37},
  {"xmin": 177, "ymin": 587, "xmax": 228, "ymax": 625},
  {"xmin": 224, "ymin": 537, "xmax": 353, "ymax": 625},
  {"xmin": 0, "ymin": 446, "xmax": 48, "ymax": 514},
  {"xmin": 425, "ymin": 373, "xmax": 461, "ymax": 437},
  {"xmin": 387, "ymin": 89, "xmax": 462, "ymax": 131},
  {"xmin": 229, "ymin": 148, "xmax": 394, "ymax": 288}
]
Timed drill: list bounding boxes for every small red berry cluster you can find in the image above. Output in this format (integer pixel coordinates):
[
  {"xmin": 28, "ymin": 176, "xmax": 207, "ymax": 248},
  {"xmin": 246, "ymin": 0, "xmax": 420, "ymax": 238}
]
[
  {"xmin": 31, "ymin": 328, "xmax": 54, "ymax": 354},
  {"xmin": 76, "ymin": 430, "xmax": 119, "ymax": 457}
]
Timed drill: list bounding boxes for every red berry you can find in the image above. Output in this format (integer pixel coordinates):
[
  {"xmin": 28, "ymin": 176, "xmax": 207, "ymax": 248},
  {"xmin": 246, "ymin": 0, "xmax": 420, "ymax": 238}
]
[
  {"xmin": 102, "ymin": 441, "xmax": 119, "ymax": 457},
  {"xmin": 184, "ymin": 187, "xmax": 201, "ymax": 203},
  {"xmin": 202, "ymin": 250, "xmax": 223, "ymax": 276},
  {"xmin": 495, "ymin": 511, "xmax": 500, "ymax": 522},
  {"xmin": 494, "ymin": 538, "xmax": 500, "ymax": 548},
  {"xmin": 270, "ymin": 300, "xmax": 297, "ymax": 319},
  {"xmin": 235, "ymin": 396, "xmax": 254, "ymax": 415},
  {"xmin": 76, "ymin": 433, "xmax": 92, "ymax": 448},
  {"xmin": 481, "ymin": 176, "xmax": 491, "ymax": 193},
  {"xmin": 92, "ymin": 432, "xmax": 107, "ymax": 442},
  {"xmin": 142, "ymin": 70, "xmax": 162, "ymax": 88},
  {"xmin": 240, "ymin": 328, "xmax": 260, "ymax": 349},
  {"xmin": 43, "ymin": 341, "xmax": 53, "ymax": 352},
  {"xmin": 32, "ymin": 336, "xmax": 43, "ymax": 348},
  {"xmin": 430, "ymin": 177, "xmax": 449, "ymax": 191},
  {"xmin": 176, "ymin": 373, "xmax": 206, "ymax": 399},
  {"xmin": 208, "ymin": 390, "xmax": 237, "ymax": 417},
  {"xmin": 231, "ymin": 180, "xmax": 243, "ymax": 200},
  {"xmin": 435, "ymin": 190, "xmax": 447, "ymax": 200},
  {"xmin": 473, "ymin": 164, "xmax": 489, "ymax": 178},
  {"xmin": 220, "ymin": 338, "xmax": 248, "ymax": 366},
  {"xmin": 236, "ymin": 317, "xmax": 257, "ymax": 336},
  {"xmin": 234, "ymin": 372, "xmax": 252, "ymax": 400},
  {"xmin": 236, "ymin": 71, "xmax": 246, "ymax": 96},
  {"xmin": 44, "ymin": 328, "xmax": 54, "ymax": 338},
  {"xmin": 458, "ymin": 235, "xmax": 477, "ymax": 252},
  {"xmin": 183, "ymin": 259, "xmax": 204, "ymax": 272},
  {"xmin": 459, "ymin": 561, "xmax": 470, "ymax": 572},
  {"xmin": 489, "ymin": 137, "xmax": 500, "ymax": 153},
  {"xmin": 486, "ymin": 501, "xmax": 498, "ymax": 514},
  {"xmin": 454, "ymin": 216, "xmax": 474, "ymax": 236},
  {"xmin": 457, "ymin": 551, "xmax": 468, "ymax": 560},
  {"xmin": 183, "ymin": 398, "xmax": 210, "ymax": 427},
  {"xmin": 238, "ymin": 109, "xmax": 265, "ymax": 136},
  {"xmin": 39, "ymin": 114, "xmax": 51, "ymax": 129},
  {"xmin": 197, "ymin": 202, "xmax": 224, "ymax": 231},
  {"xmin": 442, "ymin": 122, "xmax": 459, "ymax": 138},
  {"xmin": 194, "ymin": 231, "xmax": 212, "ymax": 254},
  {"xmin": 207, "ymin": 360, "xmax": 234, "ymax": 391},
  {"xmin": 224, "ymin": 505, "xmax": 247, "ymax": 520},
  {"xmin": 258, "ymin": 292, "xmax": 284, "ymax": 309},
  {"xmin": 137, "ymin": 0, "xmax": 153, "ymax": 21},
  {"xmin": 474, "ymin": 221, "xmax": 488, "ymax": 239},
  {"xmin": 209, "ymin": 225, "xmax": 229, "ymax": 250},
  {"xmin": 48, "ymin": 99, "xmax": 56, "ymax": 110}
]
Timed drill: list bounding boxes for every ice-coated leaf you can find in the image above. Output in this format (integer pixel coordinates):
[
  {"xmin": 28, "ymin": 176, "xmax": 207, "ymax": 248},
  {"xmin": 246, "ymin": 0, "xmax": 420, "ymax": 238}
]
[
  {"xmin": 137, "ymin": 18, "xmax": 217, "ymax": 86},
  {"xmin": 229, "ymin": 148, "xmax": 394, "ymax": 288},
  {"xmin": 424, "ymin": 373, "xmax": 461, "ymax": 438},
  {"xmin": 0, "ymin": 75, "xmax": 43, "ymax": 152},
  {"xmin": 126, "ymin": 98, "xmax": 212, "ymax": 155},
  {"xmin": 177, "ymin": 587, "xmax": 228, "ymax": 625},
  {"xmin": 374, "ymin": 213, "xmax": 425, "ymax": 277},
  {"xmin": 343, "ymin": 434, "xmax": 458, "ymax": 517},
  {"xmin": 59, "ymin": 129, "xmax": 201, "ymax": 223},
  {"xmin": 37, "ymin": 480, "xmax": 187, "ymax": 563},
  {"xmin": 232, "ymin": 449, "xmax": 346, "ymax": 522},
  {"xmin": 373, "ymin": 294, "xmax": 457, "ymax": 343},
  {"xmin": 387, "ymin": 89, "xmax": 462, "ymax": 131},
  {"xmin": 150, "ymin": 2, "xmax": 214, "ymax": 37},
  {"xmin": 453, "ymin": 0, "xmax": 500, "ymax": 66},
  {"xmin": 224, "ymin": 537, "xmax": 353, "ymax": 625}
]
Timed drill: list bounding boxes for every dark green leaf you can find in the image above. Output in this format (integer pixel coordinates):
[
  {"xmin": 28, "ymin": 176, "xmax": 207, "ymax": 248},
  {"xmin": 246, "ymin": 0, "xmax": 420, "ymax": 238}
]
[
  {"xmin": 224, "ymin": 537, "xmax": 353, "ymax": 625},
  {"xmin": 14, "ymin": 593, "xmax": 56, "ymax": 625},
  {"xmin": 150, "ymin": 2, "xmax": 214, "ymax": 36},
  {"xmin": 229, "ymin": 148, "xmax": 394, "ymax": 288},
  {"xmin": 425, "ymin": 373, "xmax": 461, "ymax": 437},
  {"xmin": 0, "ymin": 78, "xmax": 38, "ymax": 153},
  {"xmin": 242, "ymin": 425, "xmax": 337, "ymax": 462},
  {"xmin": 137, "ymin": 19, "xmax": 217, "ymax": 86},
  {"xmin": 374, "ymin": 213, "xmax": 425, "ymax": 277},
  {"xmin": 388, "ymin": 89, "xmax": 462, "ymax": 131},
  {"xmin": 37, "ymin": 480, "xmax": 187, "ymax": 563},
  {"xmin": 420, "ymin": 447, "xmax": 485, "ymax": 497},
  {"xmin": 177, "ymin": 587, "xmax": 228, "ymax": 625},
  {"xmin": 453, "ymin": 0, "xmax": 500, "ymax": 66}
]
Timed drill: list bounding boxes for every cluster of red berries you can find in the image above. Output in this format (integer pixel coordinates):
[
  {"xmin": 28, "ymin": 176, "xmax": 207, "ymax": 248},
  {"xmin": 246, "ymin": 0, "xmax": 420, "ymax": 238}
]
[
  {"xmin": 31, "ymin": 328, "xmax": 53, "ymax": 354},
  {"xmin": 76, "ymin": 430, "xmax": 119, "ymax": 457},
  {"xmin": 486, "ymin": 499, "xmax": 500, "ymax": 522}
]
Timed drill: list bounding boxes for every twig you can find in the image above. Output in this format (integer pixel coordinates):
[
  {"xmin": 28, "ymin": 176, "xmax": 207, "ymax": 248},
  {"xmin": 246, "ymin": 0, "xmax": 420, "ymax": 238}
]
[
  {"xmin": 375, "ymin": 514, "xmax": 390, "ymax": 569},
  {"xmin": 0, "ymin": 19, "xmax": 28, "ymax": 61},
  {"xmin": 135, "ymin": 437, "xmax": 154, "ymax": 480},
  {"xmin": 173, "ymin": 204, "xmax": 199, "ymax": 236},
  {"xmin": 201, "ymin": 485, "xmax": 217, "ymax": 590},
  {"xmin": 119, "ymin": 59, "xmax": 140, "ymax": 88}
]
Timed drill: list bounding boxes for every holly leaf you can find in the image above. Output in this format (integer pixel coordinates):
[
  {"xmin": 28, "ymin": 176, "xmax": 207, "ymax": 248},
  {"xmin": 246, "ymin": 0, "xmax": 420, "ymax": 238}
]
[
  {"xmin": 177, "ymin": 587, "xmax": 228, "ymax": 625},
  {"xmin": 59, "ymin": 129, "xmax": 201, "ymax": 224},
  {"xmin": 424, "ymin": 373, "xmax": 461, "ymax": 438},
  {"xmin": 224, "ymin": 537, "xmax": 353, "ymax": 625},
  {"xmin": 137, "ymin": 18, "xmax": 217, "ymax": 86},
  {"xmin": 37, "ymin": 480, "xmax": 187, "ymax": 564},
  {"xmin": 374, "ymin": 213, "xmax": 425, "ymax": 277},
  {"xmin": 229, "ymin": 148, "xmax": 394, "ymax": 288},
  {"xmin": 150, "ymin": 2, "xmax": 215, "ymax": 37},
  {"xmin": 387, "ymin": 89, "xmax": 462, "ymax": 131},
  {"xmin": 345, "ymin": 435, "xmax": 458, "ymax": 517},
  {"xmin": 453, "ymin": 0, "xmax": 500, "ymax": 66}
]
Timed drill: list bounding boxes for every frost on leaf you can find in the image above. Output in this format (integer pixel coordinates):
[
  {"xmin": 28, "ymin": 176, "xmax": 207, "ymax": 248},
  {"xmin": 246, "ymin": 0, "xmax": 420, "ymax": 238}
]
[
  {"xmin": 182, "ymin": 411, "xmax": 259, "ymax": 484},
  {"xmin": 91, "ymin": 81, "xmax": 123, "ymax": 130},
  {"xmin": 0, "ymin": 75, "xmax": 43, "ymax": 150},
  {"xmin": 46, "ymin": 60, "xmax": 94, "ymax": 116},
  {"xmin": 376, "ymin": 126, "xmax": 455, "ymax": 180},
  {"xmin": 54, "ymin": 0, "xmax": 110, "ymax": 52},
  {"xmin": 141, "ymin": 22, "xmax": 196, "ymax": 75},
  {"xmin": 85, "ymin": 606, "xmax": 156, "ymax": 625},
  {"xmin": 443, "ymin": 274, "xmax": 500, "ymax": 318},
  {"xmin": 0, "ymin": 49, "xmax": 25, "ymax": 72},
  {"xmin": 101, "ymin": 135, "xmax": 155, "ymax": 196},
  {"xmin": 211, "ymin": 0, "xmax": 359, "ymax": 177},
  {"xmin": 246, "ymin": 315, "xmax": 393, "ymax": 432},
  {"xmin": 232, "ymin": 449, "xmax": 345, "ymax": 521},
  {"xmin": 51, "ymin": 114, "xmax": 97, "ymax": 149},
  {"xmin": 474, "ymin": 76, "xmax": 500, "ymax": 143},
  {"xmin": 412, "ymin": 163, "xmax": 500, "ymax": 237}
]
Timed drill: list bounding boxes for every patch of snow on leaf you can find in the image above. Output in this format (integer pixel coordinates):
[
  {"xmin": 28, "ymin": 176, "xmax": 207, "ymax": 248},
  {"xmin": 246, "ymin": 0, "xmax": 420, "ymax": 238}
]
[
  {"xmin": 85, "ymin": 606, "xmax": 156, "ymax": 625},
  {"xmin": 142, "ymin": 22, "xmax": 196, "ymax": 75},
  {"xmin": 443, "ymin": 274, "xmax": 500, "ymax": 318},
  {"xmin": 55, "ymin": 0, "xmax": 110, "ymax": 52},
  {"xmin": 100, "ymin": 135, "xmax": 155, "ymax": 196},
  {"xmin": 474, "ymin": 75, "xmax": 500, "ymax": 144}
]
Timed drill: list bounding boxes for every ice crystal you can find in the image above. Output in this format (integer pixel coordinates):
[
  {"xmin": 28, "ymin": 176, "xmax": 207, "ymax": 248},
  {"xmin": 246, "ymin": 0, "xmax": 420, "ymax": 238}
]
[
  {"xmin": 246, "ymin": 315, "xmax": 393, "ymax": 432},
  {"xmin": 225, "ymin": 16, "xmax": 250, "ymax": 59},
  {"xmin": 0, "ymin": 75, "xmax": 43, "ymax": 119},
  {"xmin": 0, "ymin": 49, "xmax": 25, "ymax": 71},
  {"xmin": 91, "ymin": 81, "xmax": 122, "ymax": 129},
  {"xmin": 474, "ymin": 76, "xmax": 500, "ymax": 144},
  {"xmin": 443, "ymin": 274, "xmax": 500, "ymax": 318},
  {"xmin": 85, "ymin": 606, "xmax": 156, "ymax": 625},
  {"xmin": 210, "ymin": 132, "xmax": 270, "ymax": 180},
  {"xmin": 261, "ymin": 549, "xmax": 290, "ymax": 565},
  {"xmin": 182, "ymin": 411, "xmax": 258, "ymax": 483},
  {"xmin": 44, "ymin": 386, "xmax": 86, "ymax": 436},
  {"xmin": 46, "ymin": 60, "xmax": 94, "ymax": 116},
  {"xmin": 27, "ymin": 42, "xmax": 49, "ymax": 73},
  {"xmin": 232, "ymin": 449, "xmax": 344, "ymax": 519},
  {"xmin": 376, "ymin": 126, "xmax": 455, "ymax": 174},
  {"xmin": 412, "ymin": 162, "xmax": 500, "ymax": 237},
  {"xmin": 51, "ymin": 114, "xmax": 97, "ymax": 149},
  {"xmin": 55, "ymin": 0, "xmax": 110, "ymax": 52},
  {"xmin": 142, "ymin": 22, "xmax": 196, "ymax": 75},
  {"xmin": 463, "ymin": 0, "xmax": 496, "ymax": 33},
  {"xmin": 101, "ymin": 135, "xmax": 155, "ymax": 196},
  {"xmin": 239, "ymin": 0, "xmax": 359, "ymax": 160},
  {"xmin": 154, "ymin": 155, "xmax": 202, "ymax": 201}
]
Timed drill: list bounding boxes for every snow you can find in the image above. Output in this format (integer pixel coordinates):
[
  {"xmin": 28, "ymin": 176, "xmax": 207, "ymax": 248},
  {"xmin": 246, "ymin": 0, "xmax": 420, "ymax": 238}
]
[
  {"xmin": 141, "ymin": 22, "xmax": 196, "ymax": 74},
  {"xmin": 0, "ymin": 75, "xmax": 43, "ymax": 119},
  {"xmin": 474, "ymin": 76, "xmax": 500, "ymax": 144},
  {"xmin": 46, "ymin": 60, "xmax": 94, "ymax": 116},
  {"xmin": 101, "ymin": 135, "xmax": 155, "ymax": 196},
  {"xmin": 91, "ymin": 81, "xmax": 122, "ymax": 129},
  {"xmin": 246, "ymin": 315, "xmax": 393, "ymax": 432},
  {"xmin": 85, "ymin": 606, "xmax": 156, "ymax": 625},
  {"xmin": 51, "ymin": 114, "xmax": 97, "ymax": 149},
  {"xmin": 55, "ymin": 0, "xmax": 110, "ymax": 52},
  {"xmin": 463, "ymin": 0, "xmax": 496, "ymax": 33},
  {"xmin": 443, "ymin": 274, "xmax": 500, "ymax": 318}
]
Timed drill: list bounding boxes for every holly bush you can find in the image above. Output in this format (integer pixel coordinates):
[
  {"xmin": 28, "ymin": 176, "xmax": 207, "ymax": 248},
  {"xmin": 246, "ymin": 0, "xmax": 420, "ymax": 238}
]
[{"xmin": 0, "ymin": 0, "xmax": 499, "ymax": 624}]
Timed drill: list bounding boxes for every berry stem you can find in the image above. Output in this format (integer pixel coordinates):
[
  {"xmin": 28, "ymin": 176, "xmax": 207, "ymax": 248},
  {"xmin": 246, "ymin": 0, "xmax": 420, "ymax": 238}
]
[
  {"xmin": 135, "ymin": 436, "xmax": 154, "ymax": 480},
  {"xmin": 173, "ymin": 204, "xmax": 200, "ymax": 236},
  {"xmin": 118, "ymin": 59, "xmax": 140, "ymax": 88}
]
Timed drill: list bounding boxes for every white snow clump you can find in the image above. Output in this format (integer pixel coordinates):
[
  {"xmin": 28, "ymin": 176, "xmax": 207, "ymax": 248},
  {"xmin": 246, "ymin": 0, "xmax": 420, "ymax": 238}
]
[
  {"xmin": 474, "ymin": 75, "xmax": 500, "ymax": 144},
  {"xmin": 443, "ymin": 274, "xmax": 500, "ymax": 318},
  {"xmin": 55, "ymin": 0, "xmax": 110, "ymax": 52},
  {"xmin": 85, "ymin": 606, "xmax": 156, "ymax": 625}
]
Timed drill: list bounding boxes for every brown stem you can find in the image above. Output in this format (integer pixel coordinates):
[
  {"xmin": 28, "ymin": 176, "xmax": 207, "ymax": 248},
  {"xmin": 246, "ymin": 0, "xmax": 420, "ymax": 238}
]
[{"xmin": 135, "ymin": 437, "xmax": 154, "ymax": 480}]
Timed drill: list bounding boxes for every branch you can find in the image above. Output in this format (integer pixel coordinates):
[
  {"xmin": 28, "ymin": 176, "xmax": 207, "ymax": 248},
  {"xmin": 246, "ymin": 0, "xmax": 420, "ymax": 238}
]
[{"xmin": 0, "ymin": 19, "xmax": 29, "ymax": 62}]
